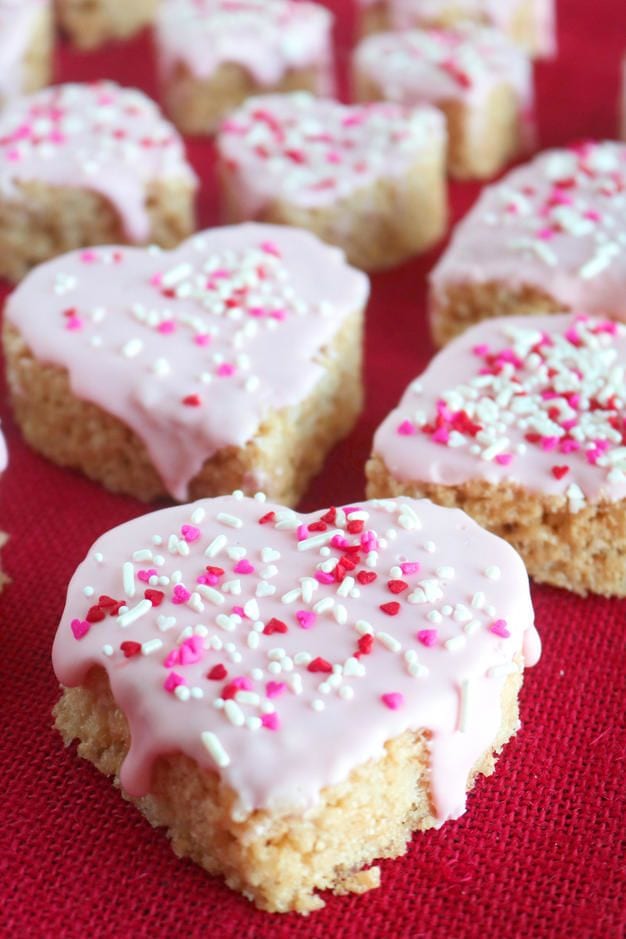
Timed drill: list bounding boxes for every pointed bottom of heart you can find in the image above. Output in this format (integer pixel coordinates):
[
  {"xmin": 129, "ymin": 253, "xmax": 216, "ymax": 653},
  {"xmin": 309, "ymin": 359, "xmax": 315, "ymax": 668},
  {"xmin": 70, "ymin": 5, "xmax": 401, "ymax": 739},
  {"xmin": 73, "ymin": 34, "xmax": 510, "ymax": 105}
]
[{"xmin": 53, "ymin": 666, "xmax": 522, "ymax": 914}]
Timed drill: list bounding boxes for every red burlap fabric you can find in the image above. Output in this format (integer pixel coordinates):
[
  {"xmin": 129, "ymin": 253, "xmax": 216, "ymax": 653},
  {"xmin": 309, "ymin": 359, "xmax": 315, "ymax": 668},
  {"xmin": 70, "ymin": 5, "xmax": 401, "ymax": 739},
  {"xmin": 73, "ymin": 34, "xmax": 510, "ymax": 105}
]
[{"xmin": 1, "ymin": 3, "xmax": 624, "ymax": 936}]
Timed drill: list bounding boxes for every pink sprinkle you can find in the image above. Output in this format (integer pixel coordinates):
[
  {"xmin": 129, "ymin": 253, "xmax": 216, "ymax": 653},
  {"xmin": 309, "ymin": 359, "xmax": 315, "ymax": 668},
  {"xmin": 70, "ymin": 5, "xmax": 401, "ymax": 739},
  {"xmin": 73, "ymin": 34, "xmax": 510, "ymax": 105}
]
[
  {"xmin": 234, "ymin": 559, "xmax": 255, "ymax": 574},
  {"xmin": 315, "ymin": 571, "xmax": 335, "ymax": 585},
  {"xmin": 560, "ymin": 439, "xmax": 580, "ymax": 454},
  {"xmin": 79, "ymin": 250, "xmax": 98, "ymax": 263},
  {"xmin": 417, "ymin": 629, "xmax": 438, "ymax": 647},
  {"xmin": 158, "ymin": 320, "xmax": 176, "ymax": 334},
  {"xmin": 65, "ymin": 316, "xmax": 83, "ymax": 331},
  {"xmin": 137, "ymin": 568, "xmax": 157, "ymax": 583},
  {"xmin": 397, "ymin": 420, "xmax": 416, "ymax": 436},
  {"xmin": 194, "ymin": 334, "xmax": 210, "ymax": 346},
  {"xmin": 381, "ymin": 692, "xmax": 404, "ymax": 710},
  {"xmin": 163, "ymin": 650, "xmax": 178, "ymax": 668},
  {"xmin": 270, "ymin": 309, "xmax": 287, "ymax": 321},
  {"xmin": 540, "ymin": 436, "xmax": 559, "ymax": 451},
  {"xmin": 171, "ymin": 584, "xmax": 191, "ymax": 604},
  {"xmin": 296, "ymin": 610, "xmax": 316, "ymax": 630},
  {"xmin": 266, "ymin": 681, "xmax": 287, "ymax": 699},
  {"xmin": 260, "ymin": 241, "xmax": 281, "ymax": 257},
  {"xmin": 331, "ymin": 534, "xmax": 349, "ymax": 549},
  {"xmin": 180, "ymin": 524, "xmax": 201, "ymax": 543},
  {"xmin": 6, "ymin": 149, "xmax": 21, "ymax": 162},
  {"xmin": 472, "ymin": 343, "xmax": 490, "ymax": 356},
  {"xmin": 179, "ymin": 636, "xmax": 204, "ymax": 665},
  {"xmin": 400, "ymin": 562, "xmax": 420, "ymax": 575},
  {"xmin": 231, "ymin": 676, "xmax": 253, "ymax": 691},
  {"xmin": 164, "ymin": 672, "xmax": 185, "ymax": 693},
  {"xmin": 432, "ymin": 428, "xmax": 450, "ymax": 444},
  {"xmin": 297, "ymin": 525, "xmax": 309, "ymax": 541},
  {"xmin": 495, "ymin": 453, "xmax": 514, "ymax": 466},
  {"xmin": 261, "ymin": 712, "xmax": 280, "ymax": 731},
  {"xmin": 149, "ymin": 272, "xmax": 163, "ymax": 286},
  {"xmin": 217, "ymin": 363, "xmax": 235, "ymax": 378},
  {"xmin": 490, "ymin": 619, "xmax": 511, "ymax": 638},
  {"xmin": 232, "ymin": 605, "xmax": 245, "ymax": 617},
  {"xmin": 70, "ymin": 619, "xmax": 90, "ymax": 640},
  {"xmin": 537, "ymin": 227, "xmax": 555, "ymax": 240}
]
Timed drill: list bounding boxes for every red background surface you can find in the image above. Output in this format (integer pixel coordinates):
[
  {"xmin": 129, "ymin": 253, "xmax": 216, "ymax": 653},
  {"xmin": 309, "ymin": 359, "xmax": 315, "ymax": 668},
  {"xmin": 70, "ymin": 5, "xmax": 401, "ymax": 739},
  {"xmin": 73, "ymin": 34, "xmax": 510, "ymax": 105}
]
[{"xmin": 1, "ymin": 2, "xmax": 625, "ymax": 936}]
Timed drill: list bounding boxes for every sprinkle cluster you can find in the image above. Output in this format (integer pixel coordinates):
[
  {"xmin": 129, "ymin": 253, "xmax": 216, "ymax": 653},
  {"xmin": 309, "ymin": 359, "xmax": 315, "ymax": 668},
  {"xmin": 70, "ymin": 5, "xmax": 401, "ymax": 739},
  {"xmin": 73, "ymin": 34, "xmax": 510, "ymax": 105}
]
[
  {"xmin": 397, "ymin": 315, "xmax": 626, "ymax": 508},
  {"xmin": 66, "ymin": 495, "xmax": 522, "ymax": 779},
  {"xmin": 219, "ymin": 93, "xmax": 443, "ymax": 204}
]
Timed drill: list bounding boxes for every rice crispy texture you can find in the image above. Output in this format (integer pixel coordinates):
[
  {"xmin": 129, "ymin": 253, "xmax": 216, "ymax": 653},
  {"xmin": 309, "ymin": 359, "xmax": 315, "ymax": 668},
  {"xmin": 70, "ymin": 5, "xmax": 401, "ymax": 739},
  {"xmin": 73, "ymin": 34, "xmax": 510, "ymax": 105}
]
[
  {"xmin": 366, "ymin": 453, "xmax": 626, "ymax": 596},
  {"xmin": 354, "ymin": 72, "xmax": 526, "ymax": 181},
  {"xmin": 53, "ymin": 664, "xmax": 522, "ymax": 913},
  {"xmin": 161, "ymin": 61, "xmax": 326, "ymax": 136},
  {"xmin": 220, "ymin": 151, "xmax": 448, "ymax": 272},
  {"xmin": 56, "ymin": 0, "xmax": 158, "ymax": 50},
  {"xmin": 429, "ymin": 280, "xmax": 565, "ymax": 346},
  {"xmin": 3, "ymin": 309, "xmax": 364, "ymax": 506},
  {"xmin": 0, "ymin": 178, "xmax": 196, "ymax": 283}
]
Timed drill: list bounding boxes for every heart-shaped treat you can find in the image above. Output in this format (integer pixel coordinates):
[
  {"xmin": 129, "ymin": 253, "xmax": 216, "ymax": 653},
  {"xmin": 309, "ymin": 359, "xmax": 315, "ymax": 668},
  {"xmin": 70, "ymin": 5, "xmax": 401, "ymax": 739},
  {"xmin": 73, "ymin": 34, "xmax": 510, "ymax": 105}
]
[
  {"xmin": 0, "ymin": 81, "xmax": 197, "ymax": 281},
  {"xmin": 369, "ymin": 312, "xmax": 626, "ymax": 595},
  {"xmin": 430, "ymin": 141, "xmax": 626, "ymax": 345},
  {"xmin": 53, "ymin": 493, "xmax": 540, "ymax": 912},
  {"xmin": 4, "ymin": 223, "xmax": 368, "ymax": 505},
  {"xmin": 217, "ymin": 92, "xmax": 447, "ymax": 270}
]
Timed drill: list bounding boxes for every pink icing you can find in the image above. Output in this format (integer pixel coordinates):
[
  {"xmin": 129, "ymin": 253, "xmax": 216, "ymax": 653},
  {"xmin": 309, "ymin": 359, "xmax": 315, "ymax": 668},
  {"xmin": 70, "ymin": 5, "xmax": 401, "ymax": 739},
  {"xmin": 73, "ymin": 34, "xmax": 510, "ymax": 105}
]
[
  {"xmin": 0, "ymin": 82, "xmax": 197, "ymax": 242},
  {"xmin": 431, "ymin": 142, "xmax": 626, "ymax": 325},
  {"xmin": 52, "ymin": 494, "xmax": 540, "ymax": 822},
  {"xmin": 358, "ymin": 0, "xmax": 556, "ymax": 58},
  {"xmin": 354, "ymin": 25, "xmax": 534, "ymax": 129},
  {"xmin": 374, "ymin": 313, "xmax": 626, "ymax": 508},
  {"xmin": 5, "ymin": 224, "xmax": 369, "ymax": 500},
  {"xmin": 0, "ymin": 0, "xmax": 48, "ymax": 105},
  {"xmin": 217, "ymin": 92, "xmax": 445, "ymax": 214},
  {"xmin": 155, "ymin": 0, "xmax": 334, "ymax": 95}
]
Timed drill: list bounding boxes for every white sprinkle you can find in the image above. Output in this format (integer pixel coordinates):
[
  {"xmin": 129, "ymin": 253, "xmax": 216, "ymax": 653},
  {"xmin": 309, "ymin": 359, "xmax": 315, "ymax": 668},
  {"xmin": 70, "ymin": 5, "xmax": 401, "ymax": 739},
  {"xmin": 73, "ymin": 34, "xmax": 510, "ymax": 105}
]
[
  {"xmin": 122, "ymin": 562, "xmax": 135, "ymax": 598},
  {"xmin": 187, "ymin": 592, "xmax": 204, "ymax": 613},
  {"xmin": 224, "ymin": 700, "xmax": 245, "ymax": 727},
  {"xmin": 93, "ymin": 552, "xmax": 104, "ymax": 563},
  {"xmin": 427, "ymin": 610, "xmax": 443, "ymax": 624},
  {"xmin": 197, "ymin": 584, "xmax": 225, "ymax": 605},
  {"xmin": 337, "ymin": 576, "xmax": 355, "ymax": 598},
  {"xmin": 122, "ymin": 338, "xmax": 143, "ymax": 359},
  {"xmin": 175, "ymin": 686, "xmax": 191, "ymax": 702},
  {"xmin": 314, "ymin": 597, "xmax": 335, "ymax": 614},
  {"xmin": 436, "ymin": 566, "xmax": 455, "ymax": 580},
  {"xmin": 102, "ymin": 644, "xmax": 114, "ymax": 657},
  {"xmin": 484, "ymin": 566, "xmax": 501, "ymax": 581},
  {"xmin": 281, "ymin": 588, "xmax": 301, "ymax": 604},
  {"xmin": 222, "ymin": 579, "xmax": 242, "ymax": 595},
  {"xmin": 201, "ymin": 731, "xmax": 230, "ymax": 767},
  {"xmin": 191, "ymin": 507, "xmax": 206, "ymax": 524},
  {"xmin": 339, "ymin": 685, "xmax": 354, "ymax": 701},
  {"xmin": 471, "ymin": 591, "xmax": 486, "ymax": 609},
  {"xmin": 236, "ymin": 691, "xmax": 260, "ymax": 706},
  {"xmin": 141, "ymin": 638, "xmax": 163, "ymax": 656},
  {"xmin": 297, "ymin": 529, "xmax": 342, "ymax": 551},
  {"xmin": 83, "ymin": 586, "xmax": 94, "ymax": 598},
  {"xmin": 445, "ymin": 635, "xmax": 467, "ymax": 653},
  {"xmin": 261, "ymin": 547, "xmax": 280, "ymax": 563},
  {"xmin": 133, "ymin": 549, "xmax": 153, "ymax": 562},
  {"xmin": 294, "ymin": 652, "xmax": 312, "ymax": 667},
  {"xmin": 162, "ymin": 261, "xmax": 193, "ymax": 287},
  {"xmin": 117, "ymin": 598, "xmax": 152, "ymax": 628},
  {"xmin": 312, "ymin": 699, "xmax": 325, "ymax": 712},
  {"xmin": 247, "ymin": 631, "xmax": 260, "ymax": 649},
  {"xmin": 244, "ymin": 598, "xmax": 260, "ymax": 620},
  {"xmin": 334, "ymin": 604, "xmax": 348, "ymax": 625},
  {"xmin": 216, "ymin": 613, "xmax": 237, "ymax": 632},
  {"xmin": 190, "ymin": 687, "xmax": 204, "ymax": 700},
  {"xmin": 377, "ymin": 632, "xmax": 402, "ymax": 653},
  {"xmin": 464, "ymin": 619, "xmax": 482, "ymax": 635},
  {"xmin": 355, "ymin": 619, "xmax": 374, "ymax": 635},
  {"xmin": 217, "ymin": 513, "xmax": 242, "ymax": 529},
  {"xmin": 256, "ymin": 581, "xmax": 276, "ymax": 598}
]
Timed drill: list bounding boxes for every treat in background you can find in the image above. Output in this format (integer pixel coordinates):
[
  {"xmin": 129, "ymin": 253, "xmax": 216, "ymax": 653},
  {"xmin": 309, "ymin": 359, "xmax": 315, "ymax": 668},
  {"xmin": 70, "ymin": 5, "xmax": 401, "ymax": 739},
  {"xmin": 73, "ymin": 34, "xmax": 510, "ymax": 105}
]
[
  {"xmin": 53, "ymin": 493, "xmax": 540, "ymax": 912},
  {"xmin": 0, "ymin": 0, "xmax": 53, "ymax": 110},
  {"xmin": 353, "ymin": 25, "xmax": 534, "ymax": 180},
  {"xmin": 154, "ymin": 0, "xmax": 335, "ymax": 135},
  {"xmin": 0, "ymin": 82, "xmax": 197, "ymax": 282},
  {"xmin": 368, "ymin": 312, "xmax": 626, "ymax": 596},
  {"xmin": 4, "ymin": 224, "xmax": 368, "ymax": 505},
  {"xmin": 56, "ymin": 0, "xmax": 158, "ymax": 50},
  {"xmin": 429, "ymin": 141, "xmax": 626, "ymax": 346},
  {"xmin": 217, "ymin": 92, "xmax": 448, "ymax": 271}
]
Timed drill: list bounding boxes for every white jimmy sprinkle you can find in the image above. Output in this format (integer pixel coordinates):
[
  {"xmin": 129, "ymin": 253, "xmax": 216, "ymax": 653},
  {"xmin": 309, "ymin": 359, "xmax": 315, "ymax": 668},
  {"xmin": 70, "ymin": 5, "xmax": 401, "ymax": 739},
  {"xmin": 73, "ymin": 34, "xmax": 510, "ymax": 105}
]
[
  {"xmin": 217, "ymin": 513, "xmax": 242, "ymax": 529},
  {"xmin": 117, "ymin": 598, "xmax": 153, "ymax": 628},
  {"xmin": 201, "ymin": 731, "xmax": 230, "ymax": 767},
  {"xmin": 141, "ymin": 638, "xmax": 163, "ymax": 656}
]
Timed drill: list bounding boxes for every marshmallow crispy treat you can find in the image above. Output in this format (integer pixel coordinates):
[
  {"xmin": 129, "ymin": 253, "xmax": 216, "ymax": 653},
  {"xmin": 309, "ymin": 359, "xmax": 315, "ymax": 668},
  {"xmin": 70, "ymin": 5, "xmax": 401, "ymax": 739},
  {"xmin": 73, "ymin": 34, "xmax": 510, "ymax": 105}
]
[
  {"xmin": 357, "ymin": 0, "xmax": 556, "ymax": 59},
  {"xmin": 0, "ymin": 0, "xmax": 53, "ymax": 110},
  {"xmin": 52, "ymin": 493, "xmax": 540, "ymax": 912},
  {"xmin": 429, "ymin": 142, "xmax": 626, "ymax": 346},
  {"xmin": 154, "ymin": 0, "xmax": 335, "ymax": 135},
  {"xmin": 0, "ymin": 82, "xmax": 197, "ymax": 283},
  {"xmin": 353, "ymin": 25, "xmax": 534, "ymax": 180},
  {"xmin": 217, "ymin": 93, "xmax": 447, "ymax": 271},
  {"xmin": 3, "ymin": 224, "xmax": 369, "ymax": 505},
  {"xmin": 368, "ymin": 313, "xmax": 626, "ymax": 596},
  {"xmin": 56, "ymin": 0, "xmax": 158, "ymax": 50}
]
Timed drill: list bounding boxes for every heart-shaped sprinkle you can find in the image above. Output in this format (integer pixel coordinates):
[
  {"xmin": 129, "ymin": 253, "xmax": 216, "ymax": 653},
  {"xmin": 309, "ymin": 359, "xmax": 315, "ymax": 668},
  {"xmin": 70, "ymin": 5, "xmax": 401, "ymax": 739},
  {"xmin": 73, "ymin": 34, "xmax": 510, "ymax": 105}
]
[{"xmin": 296, "ymin": 610, "xmax": 316, "ymax": 630}]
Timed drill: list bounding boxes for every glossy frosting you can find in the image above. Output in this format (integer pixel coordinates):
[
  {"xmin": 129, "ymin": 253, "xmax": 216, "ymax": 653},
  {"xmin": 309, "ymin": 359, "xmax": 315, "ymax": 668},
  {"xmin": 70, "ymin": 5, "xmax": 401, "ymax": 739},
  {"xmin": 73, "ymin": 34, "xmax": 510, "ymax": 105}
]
[
  {"xmin": 6, "ymin": 224, "xmax": 369, "ymax": 500},
  {"xmin": 0, "ymin": 82, "xmax": 196, "ymax": 242},
  {"xmin": 358, "ymin": 0, "xmax": 556, "ymax": 57},
  {"xmin": 431, "ymin": 142, "xmax": 626, "ymax": 322},
  {"xmin": 374, "ymin": 313, "xmax": 626, "ymax": 508},
  {"xmin": 355, "ymin": 25, "xmax": 533, "ymax": 115},
  {"xmin": 217, "ymin": 92, "xmax": 445, "ymax": 213},
  {"xmin": 155, "ymin": 0, "xmax": 334, "ymax": 94},
  {"xmin": 0, "ymin": 0, "xmax": 48, "ymax": 105},
  {"xmin": 0, "ymin": 425, "xmax": 7, "ymax": 474},
  {"xmin": 53, "ymin": 493, "xmax": 539, "ymax": 821}
]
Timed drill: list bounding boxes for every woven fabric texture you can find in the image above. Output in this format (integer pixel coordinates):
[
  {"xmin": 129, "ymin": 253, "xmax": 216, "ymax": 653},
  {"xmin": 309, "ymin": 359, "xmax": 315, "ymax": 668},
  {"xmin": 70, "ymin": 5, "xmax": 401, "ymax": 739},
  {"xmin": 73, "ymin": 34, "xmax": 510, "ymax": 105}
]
[{"xmin": 1, "ymin": 2, "xmax": 624, "ymax": 936}]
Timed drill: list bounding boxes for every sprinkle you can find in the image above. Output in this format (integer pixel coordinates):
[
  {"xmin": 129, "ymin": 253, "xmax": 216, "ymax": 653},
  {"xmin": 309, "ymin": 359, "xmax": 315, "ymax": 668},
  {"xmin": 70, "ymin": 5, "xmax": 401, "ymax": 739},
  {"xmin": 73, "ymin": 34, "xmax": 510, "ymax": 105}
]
[
  {"xmin": 484, "ymin": 566, "xmax": 501, "ymax": 581},
  {"xmin": 307, "ymin": 657, "xmax": 333, "ymax": 674},
  {"xmin": 380, "ymin": 601, "xmax": 400, "ymax": 616},
  {"xmin": 201, "ymin": 731, "xmax": 230, "ymax": 768},
  {"xmin": 205, "ymin": 534, "xmax": 228, "ymax": 557},
  {"xmin": 141, "ymin": 638, "xmax": 163, "ymax": 656},
  {"xmin": 296, "ymin": 610, "xmax": 316, "ymax": 630},
  {"xmin": 417, "ymin": 629, "xmax": 438, "ymax": 647},
  {"xmin": 381, "ymin": 692, "xmax": 404, "ymax": 710},
  {"xmin": 490, "ymin": 619, "xmax": 511, "ymax": 638},
  {"xmin": 117, "ymin": 598, "xmax": 153, "ymax": 628},
  {"xmin": 71, "ymin": 619, "xmax": 90, "ymax": 640},
  {"xmin": 377, "ymin": 632, "xmax": 402, "ymax": 653},
  {"xmin": 217, "ymin": 513, "xmax": 242, "ymax": 529},
  {"xmin": 207, "ymin": 664, "xmax": 228, "ymax": 681}
]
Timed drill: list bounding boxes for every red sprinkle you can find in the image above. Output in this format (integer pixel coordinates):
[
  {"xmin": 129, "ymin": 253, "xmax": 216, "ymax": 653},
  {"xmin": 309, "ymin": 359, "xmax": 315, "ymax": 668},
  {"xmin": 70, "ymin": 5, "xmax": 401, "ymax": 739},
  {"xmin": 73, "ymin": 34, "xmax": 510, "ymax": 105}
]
[
  {"xmin": 258, "ymin": 511, "xmax": 276, "ymax": 525},
  {"xmin": 357, "ymin": 570, "xmax": 377, "ymax": 585},
  {"xmin": 380, "ymin": 601, "xmax": 401, "ymax": 616},
  {"xmin": 182, "ymin": 394, "xmax": 201, "ymax": 407},
  {"xmin": 207, "ymin": 664, "xmax": 227, "ymax": 681},
  {"xmin": 551, "ymin": 465, "xmax": 570, "ymax": 480},
  {"xmin": 120, "ymin": 641, "xmax": 142, "ymax": 658},
  {"xmin": 86, "ymin": 605, "xmax": 106, "ymax": 623},
  {"xmin": 307, "ymin": 657, "xmax": 333, "ymax": 674},
  {"xmin": 387, "ymin": 579, "xmax": 408, "ymax": 594},
  {"xmin": 144, "ymin": 589, "xmax": 164, "ymax": 606},
  {"xmin": 358, "ymin": 634, "xmax": 374, "ymax": 655},
  {"xmin": 263, "ymin": 617, "xmax": 288, "ymax": 635}
]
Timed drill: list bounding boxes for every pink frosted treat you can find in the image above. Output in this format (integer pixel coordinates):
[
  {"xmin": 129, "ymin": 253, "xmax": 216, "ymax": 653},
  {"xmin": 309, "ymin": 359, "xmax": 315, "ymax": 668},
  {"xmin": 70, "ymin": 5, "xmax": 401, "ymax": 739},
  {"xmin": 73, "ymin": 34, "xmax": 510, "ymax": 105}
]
[
  {"xmin": 56, "ymin": 0, "xmax": 158, "ymax": 49},
  {"xmin": 4, "ymin": 224, "xmax": 369, "ymax": 505},
  {"xmin": 217, "ymin": 93, "xmax": 447, "ymax": 271},
  {"xmin": 429, "ymin": 141, "xmax": 626, "ymax": 346},
  {"xmin": 52, "ymin": 492, "xmax": 540, "ymax": 912},
  {"xmin": 368, "ymin": 312, "xmax": 626, "ymax": 596},
  {"xmin": 621, "ymin": 54, "xmax": 626, "ymax": 140},
  {"xmin": 0, "ymin": 0, "xmax": 53, "ymax": 110},
  {"xmin": 154, "ymin": 0, "xmax": 335, "ymax": 135},
  {"xmin": 357, "ymin": 0, "xmax": 556, "ymax": 59},
  {"xmin": 0, "ymin": 82, "xmax": 198, "ymax": 283},
  {"xmin": 354, "ymin": 25, "xmax": 534, "ymax": 180}
]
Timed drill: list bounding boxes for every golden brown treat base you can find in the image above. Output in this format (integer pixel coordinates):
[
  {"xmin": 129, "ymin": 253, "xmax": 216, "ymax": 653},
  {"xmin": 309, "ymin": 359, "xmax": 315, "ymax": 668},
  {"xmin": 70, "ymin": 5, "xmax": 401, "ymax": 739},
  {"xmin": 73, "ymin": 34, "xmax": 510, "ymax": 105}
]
[
  {"xmin": 429, "ymin": 280, "xmax": 565, "ymax": 346},
  {"xmin": 56, "ymin": 0, "xmax": 158, "ymax": 49},
  {"xmin": 0, "ymin": 7, "xmax": 52, "ymax": 110},
  {"xmin": 367, "ymin": 454, "xmax": 626, "ymax": 596},
  {"xmin": 4, "ymin": 309, "xmax": 363, "ymax": 506},
  {"xmin": 0, "ymin": 179, "xmax": 195, "ymax": 283},
  {"xmin": 0, "ymin": 531, "xmax": 8, "ymax": 592},
  {"xmin": 161, "ymin": 61, "xmax": 325, "ymax": 136},
  {"xmin": 220, "ymin": 153, "xmax": 447, "ymax": 272},
  {"xmin": 354, "ymin": 72, "xmax": 526, "ymax": 181},
  {"xmin": 53, "ymin": 665, "xmax": 521, "ymax": 913}
]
